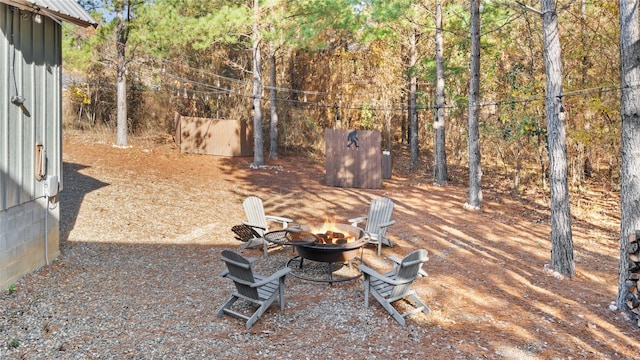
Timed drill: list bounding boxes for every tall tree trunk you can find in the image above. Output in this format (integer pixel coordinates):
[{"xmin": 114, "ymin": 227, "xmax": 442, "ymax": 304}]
[
  {"xmin": 580, "ymin": 0, "xmax": 588, "ymax": 86},
  {"xmin": 268, "ymin": 51, "xmax": 278, "ymax": 160},
  {"xmin": 514, "ymin": 134, "xmax": 522, "ymax": 192},
  {"xmin": 542, "ymin": 0, "xmax": 574, "ymax": 276},
  {"xmin": 434, "ymin": 0, "xmax": 447, "ymax": 185},
  {"xmin": 523, "ymin": 15, "xmax": 547, "ymax": 188},
  {"xmin": 466, "ymin": 0, "xmax": 482, "ymax": 209},
  {"xmin": 576, "ymin": 0, "xmax": 588, "ymax": 186},
  {"xmin": 617, "ymin": 0, "xmax": 640, "ymax": 309},
  {"xmin": 409, "ymin": 27, "xmax": 419, "ymax": 167},
  {"xmin": 115, "ymin": 1, "xmax": 128, "ymax": 147},
  {"xmin": 401, "ymin": 93, "xmax": 407, "ymax": 144},
  {"xmin": 252, "ymin": 0, "xmax": 264, "ymax": 166}
]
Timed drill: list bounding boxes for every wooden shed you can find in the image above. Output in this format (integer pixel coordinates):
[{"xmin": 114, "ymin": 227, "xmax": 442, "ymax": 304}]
[
  {"xmin": 325, "ymin": 129, "xmax": 383, "ymax": 189},
  {"xmin": 174, "ymin": 113, "xmax": 253, "ymax": 157}
]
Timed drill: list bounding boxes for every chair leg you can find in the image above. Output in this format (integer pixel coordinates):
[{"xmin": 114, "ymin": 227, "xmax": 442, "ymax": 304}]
[
  {"xmin": 246, "ymin": 305, "xmax": 266, "ymax": 329},
  {"xmin": 278, "ymin": 278, "xmax": 286, "ymax": 311},
  {"xmin": 408, "ymin": 293, "xmax": 431, "ymax": 316},
  {"xmin": 246, "ymin": 294, "xmax": 278, "ymax": 329},
  {"xmin": 362, "ymin": 275, "xmax": 371, "ymax": 308},
  {"xmin": 217, "ymin": 295, "xmax": 239, "ymax": 318},
  {"xmin": 371, "ymin": 290, "xmax": 406, "ymax": 327},
  {"xmin": 384, "ymin": 236, "xmax": 395, "ymax": 247}
]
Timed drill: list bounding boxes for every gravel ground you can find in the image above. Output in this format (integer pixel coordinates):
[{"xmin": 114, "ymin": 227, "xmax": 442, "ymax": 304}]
[
  {"xmin": 1, "ymin": 134, "xmax": 639, "ymax": 359},
  {"xmin": 0, "ymin": 137, "xmax": 433, "ymax": 360},
  {"xmin": 2, "ymin": 241, "xmax": 416, "ymax": 359}
]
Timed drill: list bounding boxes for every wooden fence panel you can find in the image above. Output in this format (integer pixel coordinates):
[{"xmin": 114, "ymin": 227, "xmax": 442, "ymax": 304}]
[
  {"xmin": 325, "ymin": 129, "xmax": 382, "ymax": 189},
  {"xmin": 175, "ymin": 113, "xmax": 253, "ymax": 157}
]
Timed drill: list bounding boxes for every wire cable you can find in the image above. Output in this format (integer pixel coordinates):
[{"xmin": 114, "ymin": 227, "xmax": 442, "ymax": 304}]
[{"xmin": 10, "ymin": 7, "xmax": 24, "ymax": 105}]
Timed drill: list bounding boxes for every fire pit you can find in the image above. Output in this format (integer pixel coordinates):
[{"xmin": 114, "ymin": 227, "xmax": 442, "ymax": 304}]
[
  {"xmin": 292, "ymin": 223, "xmax": 366, "ymax": 262},
  {"xmin": 264, "ymin": 223, "xmax": 367, "ymax": 283}
]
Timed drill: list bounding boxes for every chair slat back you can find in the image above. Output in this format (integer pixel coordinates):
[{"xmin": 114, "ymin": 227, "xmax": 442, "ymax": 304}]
[
  {"xmin": 243, "ymin": 196, "xmax": 268, "ymax": 236},
  {"xmin": 390, "ymin": 249, "xmax": 428, "ymax": 298},
  {"xmin": 221, "ymin": 250, "xmax": 259, "ymax": 299},
  {"xmin": 365, "ymin": 197, "xmax": 394, "ymax": 237}
]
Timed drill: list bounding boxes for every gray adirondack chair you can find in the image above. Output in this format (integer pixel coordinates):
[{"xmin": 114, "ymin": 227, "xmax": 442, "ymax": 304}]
[
  {"xmin": 217, "ymin": 249, "xmax": 291, "ymax": 329},
  {"xmin": 241, "ymin": 196, "xmax": 294, "ymax": 256},
  {"xmin": 357, "ymin": 249, "xmax": 430, "ymax": 327},
  {"xmin": 348, "ymin": 196, "xmax": 396, "ymax": 256}
]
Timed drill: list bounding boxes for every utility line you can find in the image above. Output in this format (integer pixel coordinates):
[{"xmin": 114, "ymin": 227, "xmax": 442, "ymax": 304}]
[
  {"xmin": 78, "ymin": 59, "xmax": 628, "ymax": 113},
  {"xmin": 162, "ymin": 66, "xmax": 625, "ymax": 112},
  {"xmin": 161, "ymin": 56, "xmax": 625, "ymax": 103},
  {"xmin": 162, "ymin": 58, "xmax": 328, "ymax": 96}
]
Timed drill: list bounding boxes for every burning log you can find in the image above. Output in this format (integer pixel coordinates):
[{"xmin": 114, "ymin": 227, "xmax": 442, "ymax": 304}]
[{"xmin": 316, "ymin": 231, "xmax": 350, "ymax": 244}]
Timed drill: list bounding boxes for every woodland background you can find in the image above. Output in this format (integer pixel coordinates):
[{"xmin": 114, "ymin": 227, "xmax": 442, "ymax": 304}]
[{"xmin": 62, "ymin": 0, "xmax": 620, "ymax": 195}]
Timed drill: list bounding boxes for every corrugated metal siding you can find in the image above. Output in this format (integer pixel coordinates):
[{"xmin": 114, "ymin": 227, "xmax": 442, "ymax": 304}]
[
  {"xmin": 31, "ymin": 0, "xmax": 96, "ymax": 26},
  {"xmin": 0, "ymin": 0, "xmax": 97, "ymax": 28},
  {"xmin": 0, "ymin": 5, "xmax": 8, "ymax": 209},
  {"xmin": 0, "ymin": 3, "xmax": 61, "ymax": 211}
]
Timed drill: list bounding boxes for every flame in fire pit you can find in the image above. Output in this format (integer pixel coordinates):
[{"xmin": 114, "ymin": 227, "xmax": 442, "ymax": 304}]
[{"xmin": 305, "ymin": 221, "xmax": 357, "ymax": 244}]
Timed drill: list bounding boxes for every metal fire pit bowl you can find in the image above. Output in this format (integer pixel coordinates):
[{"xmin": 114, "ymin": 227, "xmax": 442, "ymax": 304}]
[
  {"xmin": 265, "ymin": 223, "xmax": 366, "ymax": 283},
  {"xmin": 292, "ymin": 223, "xmax": 366, "ymax": 263}
]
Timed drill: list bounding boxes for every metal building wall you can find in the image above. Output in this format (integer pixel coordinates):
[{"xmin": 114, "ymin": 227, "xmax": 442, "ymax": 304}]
[
  {"xmin": 1, "ymin": 3, "xmax": 63, "ymax": 290},
  {"xmin": 0, "ymin": 3, "xmax": 62, "ymax": 211}
]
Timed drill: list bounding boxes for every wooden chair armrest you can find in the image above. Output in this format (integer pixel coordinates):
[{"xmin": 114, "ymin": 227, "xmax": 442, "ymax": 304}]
[
  {"xmin": 357, "ymin": 264, "xmax": 382, "ymax": 277},
  {"xmin": 377, "ymin": 220, "xmax": 396, "ymax": 229},
  {"xmin": 242, "ymin": 221, "xmax": 267, "ymax": 231},
  {"xmin": 387, "ymin": 255, "xmax": 402, "ymax": 265},
  {"xmin": 348, "ymin": 216, "xmax": 367, "ymax": 226},
  {"xmin": 251, "ymin": 267, "xmax": 292, "ymax": 287},
  {"xmin": 358, "ymin": 264, "xmax": 407, "ymax": 286},
  {"xmin": 265, "ymin": 215, "xmax": 294, "ymax": 226}
]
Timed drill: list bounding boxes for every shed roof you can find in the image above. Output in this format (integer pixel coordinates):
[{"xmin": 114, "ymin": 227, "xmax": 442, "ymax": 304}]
[{"xmin": 0, "ymin": 0, "xmax": 97, "ymax": 28}]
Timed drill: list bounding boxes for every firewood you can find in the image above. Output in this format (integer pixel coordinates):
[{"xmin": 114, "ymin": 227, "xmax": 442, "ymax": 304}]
[
  {"xmin": 625, "ymin": 279, "xmax": 637, "ymax": 293},
  {"xmin": 630, "ymin": 253, "xmax": 640, "ymax": 263},
  {"xmin": 629, "ymin": 242, "xmax": 639, "ymax": 253},
  {"xmin": 629, "ymin": 273, "xmax": 640, "ymax": 281}
]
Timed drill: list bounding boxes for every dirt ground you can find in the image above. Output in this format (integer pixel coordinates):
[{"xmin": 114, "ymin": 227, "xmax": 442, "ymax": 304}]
[{"xmin": 45, "ymin": 132, "xmax": 640, "ymax": 358}]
